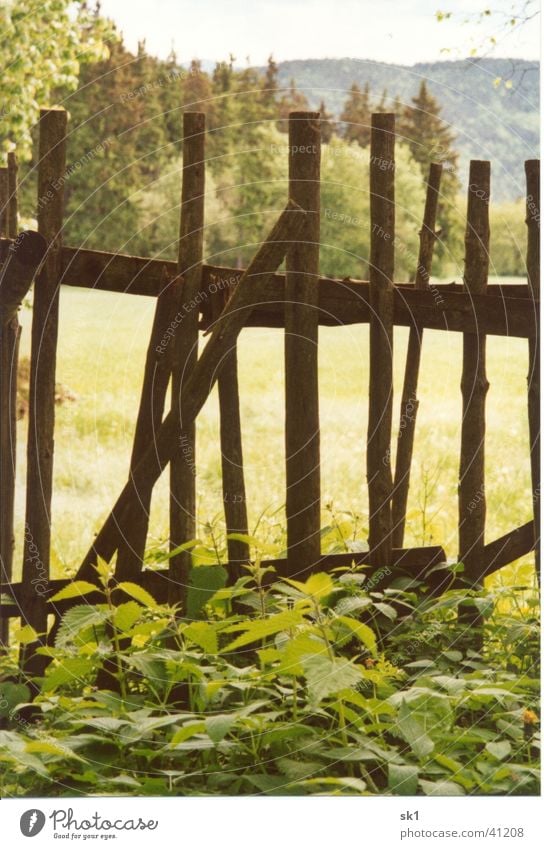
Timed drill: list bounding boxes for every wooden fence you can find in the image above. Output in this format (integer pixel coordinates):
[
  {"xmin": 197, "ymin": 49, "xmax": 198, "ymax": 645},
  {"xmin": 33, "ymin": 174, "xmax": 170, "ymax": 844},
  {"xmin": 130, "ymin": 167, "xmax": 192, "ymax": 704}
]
[{"xmin": 0, "ymin": 109, "xmax": 540, "ymax": 670}]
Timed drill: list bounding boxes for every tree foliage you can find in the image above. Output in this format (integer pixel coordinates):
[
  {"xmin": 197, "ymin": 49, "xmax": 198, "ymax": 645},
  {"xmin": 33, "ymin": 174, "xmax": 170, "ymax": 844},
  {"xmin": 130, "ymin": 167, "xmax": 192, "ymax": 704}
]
[{"xmin": 0, "ymin": 0, "xmax": 113, "ymax": 162}]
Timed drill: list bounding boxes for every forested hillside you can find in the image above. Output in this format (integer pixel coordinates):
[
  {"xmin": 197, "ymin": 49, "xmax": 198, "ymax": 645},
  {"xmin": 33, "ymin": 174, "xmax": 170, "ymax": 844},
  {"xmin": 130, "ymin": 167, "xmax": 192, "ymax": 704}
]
[
  {"xmin": 11, "ymin": 24, "xmax": 536, "ymax": 277},
  {"xmin": 274, "ymin": 57, "xmax": 539, "ymax": 200}
]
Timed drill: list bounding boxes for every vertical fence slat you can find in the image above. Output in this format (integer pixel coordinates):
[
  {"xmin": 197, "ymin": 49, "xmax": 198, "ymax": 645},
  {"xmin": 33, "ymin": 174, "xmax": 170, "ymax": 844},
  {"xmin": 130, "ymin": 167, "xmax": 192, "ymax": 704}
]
[
  {"xmin": 0, "ymin": 233, "xmax": 47, "ymax": 647},
  {"xmin": 7, "ymin": 153, "xmax": 18, "ymax": 238},
  {"xmin": 22, "ymin": 108, "xmax": 67, "ymax": 672},
  {"xmin": 285, "ymin": 111, "xmax": 321, "ymax": 574},
  {"xmin": 1, "ymin": 158, "xmax": 22, "ymax": 636},
  {"xmin": 367, "ymin": 113, "xmax": 395, "ymax": 567},
  {"xmin": 218, "ymin": 344, "xmax": 249, "ymax": 577},
  {"xmin": 525, "ymin": 159, "xmax": 540, "ymax": 582},
  {"xmin": 170, "ymin": 112, "xmax": 206, "ymax": 605},
  {"xmin": 210, "ymin": 287, "xmax": 250, "ymax": 577},
  {"xmin": 115, "ymin": 277, "xmax": 182, "ymax": 579},
  {"xmin": 392, "ymin": 162, "xmax": 442, "ymax": 548},
  {"xmin": 458, "ymin": 161, "xmax": 490, "ymax": 611}
]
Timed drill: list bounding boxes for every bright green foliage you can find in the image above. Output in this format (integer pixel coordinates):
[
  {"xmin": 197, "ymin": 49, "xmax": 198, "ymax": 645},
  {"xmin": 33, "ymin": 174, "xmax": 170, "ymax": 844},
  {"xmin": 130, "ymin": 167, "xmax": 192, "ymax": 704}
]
[
  {"xmin": 320, "ymin": 137, "xmax": 426, "ymax": 280},
  {"xmin": 0, "ymin": 552, "xmax": 539, "ymax": 797},
  {"xmin": 339, "ymin": 83, "xmax": 371, "ymax": 147},
  {"xmin": 0, "ymin": 0, "xmax": 113, "ymax": 162}
]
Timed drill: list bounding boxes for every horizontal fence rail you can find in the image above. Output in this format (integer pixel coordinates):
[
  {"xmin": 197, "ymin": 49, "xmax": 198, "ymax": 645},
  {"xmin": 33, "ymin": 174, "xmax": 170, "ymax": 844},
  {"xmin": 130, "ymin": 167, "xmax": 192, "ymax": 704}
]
[{"xmin": 0, "ymin": 240, "xmax": 537, "ymax": 338}]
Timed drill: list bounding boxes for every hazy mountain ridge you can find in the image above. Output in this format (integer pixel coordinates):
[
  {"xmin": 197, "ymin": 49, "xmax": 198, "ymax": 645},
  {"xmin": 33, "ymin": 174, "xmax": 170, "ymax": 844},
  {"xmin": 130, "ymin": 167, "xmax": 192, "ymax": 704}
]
[{"xmin": 272, "ymin": 57, "xmax": 539, "ymax": 200}]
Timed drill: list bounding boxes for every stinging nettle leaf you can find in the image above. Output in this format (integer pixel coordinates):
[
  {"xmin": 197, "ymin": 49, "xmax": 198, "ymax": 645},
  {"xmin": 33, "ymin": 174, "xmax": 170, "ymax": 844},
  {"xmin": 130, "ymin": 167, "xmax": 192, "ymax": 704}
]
[
  {"xmin": 50, "ymin": 581, "xmax": 100, "ymax": 602},
  {"xmin": 116, "ymin": 582, "xmax": 158, "ymax": 608}
]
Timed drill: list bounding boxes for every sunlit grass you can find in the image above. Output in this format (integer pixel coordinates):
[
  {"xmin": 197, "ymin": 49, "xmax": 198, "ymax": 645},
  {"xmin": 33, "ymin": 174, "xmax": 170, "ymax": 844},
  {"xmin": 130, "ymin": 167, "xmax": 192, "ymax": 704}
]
[{"xmin": 13, "ymin": 278, "xmax": 535, "ymax": 589}]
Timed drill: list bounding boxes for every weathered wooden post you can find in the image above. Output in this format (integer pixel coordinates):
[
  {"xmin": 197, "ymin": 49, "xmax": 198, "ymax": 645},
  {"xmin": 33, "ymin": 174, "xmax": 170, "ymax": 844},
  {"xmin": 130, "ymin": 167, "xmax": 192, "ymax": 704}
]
[
  {"xmin": 0, "ymin": 232, "xmax": 47, "ymax": 647},
  {"xmin": 0, "ymin": 166, "xmax": 8, "ymax": 236},
  {"xmin": 7, "ymin": 153, "xmax": 18, "ymax": 237},
  {"xmin": 212, "ymin": 284, "xmax": 249, "ymax": 579},
  {"xmin": 285, "ymin": 111, "xmax": 321, "ymax": 575},
  {"xmin": 525, "ymin": 159, "xmax": 540, "ymax": 583},
  {"xmin": 170, "ymin": 112, "xmax": 206, "ymax": 605},
  {"xmin": 392, "ymin": 162, "xmax": 442, "ymax": 547},
  {"xmin": 22, "ymin": 108, "xmax": 67, "ymax": 672},
  {"xmin": 367, "ymin": 113, "xmax": 395, "ymax": 567},
  {"xmin": 458, "ymin": 161, "xmax": 490, "ymax": 636},
  {"xmin": 114, "ymin": 277, "xmax": 182, "ymax": 579}
]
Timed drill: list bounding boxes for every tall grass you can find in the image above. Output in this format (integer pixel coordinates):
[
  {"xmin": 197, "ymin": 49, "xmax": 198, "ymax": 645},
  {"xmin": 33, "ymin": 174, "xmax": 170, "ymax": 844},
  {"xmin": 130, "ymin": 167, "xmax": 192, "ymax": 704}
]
[{"xmin": 13, "ymin": 279, "xmax": 535, "ymax": 590}]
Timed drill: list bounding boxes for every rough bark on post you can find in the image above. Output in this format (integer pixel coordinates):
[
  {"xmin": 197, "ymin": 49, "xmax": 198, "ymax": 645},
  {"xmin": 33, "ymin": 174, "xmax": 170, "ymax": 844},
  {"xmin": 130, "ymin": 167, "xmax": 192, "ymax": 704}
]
[
  {"xmin": 0, "ymin": 168, "xmax": 8, "ymax": 236},
  {"xmin": 392, "ymin": 162, "xmax": 442, "ymax": 547},
  {"xmin": 115, "ymin": 277, "xmax": 182, "ymax": 580},
  {"xmin": 0, "ymin": 232, "xmax": 47, "ymax": 647},
  {"xmin": 22, "ymin": 108, "xmax": 67, "ymax": 673},
  {"xmin": 7, "ymin": 153, "xmax": 18, "ymax": 238},
  {"xmin": 74, "ymin": 201, "xmax": 306, "ymax": 583},
  {"xmin": 458, "ymin": 161, "xmax": 490, "ymax": 635},
  {"xmin": 211, "ymin": 287, "xmax": 249, "ymax": 578},
  {"xmin": 170, "ymin": 112, "xmax": 206, "ymax": 605},
  {"xmin": 285, "ymin": 111, "xmax": 321, "ymax": 575},
  {"xmin": 367, "ymin": 113, "xmax": 395, "ymax": 567},
  {"xmin": 525, "ymin": 159, "xmax": 540, "ymax": 583}
]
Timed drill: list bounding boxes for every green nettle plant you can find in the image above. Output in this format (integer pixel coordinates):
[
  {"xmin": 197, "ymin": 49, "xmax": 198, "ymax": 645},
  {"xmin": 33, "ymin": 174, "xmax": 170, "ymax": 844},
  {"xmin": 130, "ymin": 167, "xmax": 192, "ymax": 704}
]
[{"xmin": 0, "ymin": 535, "xmax": 539, "ymax": 797}]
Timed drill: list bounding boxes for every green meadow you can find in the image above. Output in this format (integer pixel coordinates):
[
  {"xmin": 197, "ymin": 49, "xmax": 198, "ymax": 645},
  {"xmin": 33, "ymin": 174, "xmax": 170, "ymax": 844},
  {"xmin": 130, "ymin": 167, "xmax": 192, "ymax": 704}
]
[{"xmin": 14, "ymin": 278, "xmax": 535, "ymax": 590}]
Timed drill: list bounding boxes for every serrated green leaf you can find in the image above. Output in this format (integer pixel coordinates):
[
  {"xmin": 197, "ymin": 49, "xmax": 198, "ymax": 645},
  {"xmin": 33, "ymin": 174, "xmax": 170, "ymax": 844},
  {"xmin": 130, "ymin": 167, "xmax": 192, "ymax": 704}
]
[
  {"xmin": 42, "ymin": 657, "xmax": 96, "ymax": 692},
  {"xmin": 206, "ymin": 714, "xmax": 235, "ymax": 743},
  {"xmin": 55, "ymin": 605, "xmax": 109, "ymax": 648},
  {"xmin": 116, "ymin": 582, "xmax": 158, "ymax": 608},
  {"xmin": 333, "ymin": 616, "xmax": 377, "ymax": 655},
  {"xmin": 170, "ymin": 722, "xmax": 206, "ymax": 748},
  {"xmin": 186, "ymin": 565, "xmax": 228, "ymax": 619},
  {"xmin": 222, "ymin": 610, "xmax": 304, "ymax": 652},
  {"xmin": 277, "ymin": 634, "xmax": 328, "ymax": 675},
  {"xmin": 0, "ymin": 682, "xmax": 31, "ymax": 717},
  {"xmin": 25, "ymin": 741, "xmax": 80, "ymax": 759},
  {"xmin": 420, "ymin": 778, "xmax": 465, "ymax": 796},
  {"xmin": 302, "ymin": 655, "xmax": 362, "ymax": 704},
  {"xmin": 183, "ymin": 621, "xmax": 218, "ymax": 654},
  {"xmin": 50, "ymin": 581, "xmax": 100, "ymax": 602},
  {"xmin": 113, "ymin": 601, "xmax": 144, "ymax": 632},
  {"xmin": 13, "ymin": 624, "xmax": 38, "ymax": 644},
  {"xmin": 388, "ymin": 763, "xmax": 419, "ymax": 795},
  {"xmin": 486, "ymin": 740, "xmax": 512, "ymax": 761},
  {"xmin": 396, "ymin": 699, "xmax": 434, "ymax": 759}
]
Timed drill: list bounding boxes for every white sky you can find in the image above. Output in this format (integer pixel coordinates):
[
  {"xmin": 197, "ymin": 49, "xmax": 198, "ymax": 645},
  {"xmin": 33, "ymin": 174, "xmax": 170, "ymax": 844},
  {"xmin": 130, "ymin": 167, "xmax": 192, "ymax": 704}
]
[{"xmin": 99, "ymin": 0, "xmax": 540, "ymax": 65}]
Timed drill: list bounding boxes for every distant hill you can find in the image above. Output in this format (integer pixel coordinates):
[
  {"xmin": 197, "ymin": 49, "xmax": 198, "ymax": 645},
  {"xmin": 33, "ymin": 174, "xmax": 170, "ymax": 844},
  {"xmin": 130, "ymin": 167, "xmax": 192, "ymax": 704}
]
[{"xmin": 272, "ymin": 58, "xmax": 539, "ymax": 201}]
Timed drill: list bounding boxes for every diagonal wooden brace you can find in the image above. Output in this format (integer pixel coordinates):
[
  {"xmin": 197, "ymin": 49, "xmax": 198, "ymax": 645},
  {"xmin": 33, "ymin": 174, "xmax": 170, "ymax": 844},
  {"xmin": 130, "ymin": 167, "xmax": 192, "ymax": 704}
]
[{"xmin": 74, "ymin": 200, "xmax": 306, "ymax": 583}]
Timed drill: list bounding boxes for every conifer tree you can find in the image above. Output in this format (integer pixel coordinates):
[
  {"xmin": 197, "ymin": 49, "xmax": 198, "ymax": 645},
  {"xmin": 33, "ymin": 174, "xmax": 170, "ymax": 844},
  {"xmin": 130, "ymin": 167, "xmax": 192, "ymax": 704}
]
[
  {"xmin": 278, "ymin": 79, "xmax": 310, "ymax": 130},
  {"xmin": 261, "ymin": 55, "xmax": 279, "ymax": 114},
  {"xmin": 318, "ymin": 99, "xmax": 336, "ymax": 144},
  {"xmin": 339, "ymin": 82, "xmax": 371, "ymax": 146},
  {"xmin": 402, "ymin": 80, "xmax": 460, "ymax": 247}
]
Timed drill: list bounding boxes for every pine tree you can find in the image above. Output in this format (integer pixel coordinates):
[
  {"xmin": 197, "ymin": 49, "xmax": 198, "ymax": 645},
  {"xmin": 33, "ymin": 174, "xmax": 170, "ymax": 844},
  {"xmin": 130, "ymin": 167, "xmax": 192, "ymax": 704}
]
[
  {"xmin": 402, "ymin": 80, "xmax": 460, "ymax": 247},
  {"xmin": 261, "ymin": 55, "xmax": 279, "ymax": 114},
  {"xmin": 159, "ymin": 48, "xmax": 185, "ymax": 153},
  {"xmin": 375, "ymin": 87, "xmax": 389, "ymax": 112},
  {"xmin": 339, "ymin": 82, "xmax": 371, "ymax": 147},
  {"xmin": 402, "ymin": 81, "xmax": 458, "ymax": 174},
  {"xmin": 183, "ymin": 59, "xmax": 214, "ymax": 115},
  {"xmin": 278, "ymin": 79, "xmax": 309, "ymax": 130},
  {"xmin": 318, "ymin": 99, "xmax": 336, "ymax": 144}
]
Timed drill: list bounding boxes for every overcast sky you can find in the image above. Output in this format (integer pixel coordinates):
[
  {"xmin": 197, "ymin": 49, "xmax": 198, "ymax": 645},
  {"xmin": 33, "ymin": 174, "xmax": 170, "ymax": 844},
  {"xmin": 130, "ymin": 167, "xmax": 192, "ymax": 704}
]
[{"xmin": 99, "ymin": 0, "xmax": 540, "ymax": 66}]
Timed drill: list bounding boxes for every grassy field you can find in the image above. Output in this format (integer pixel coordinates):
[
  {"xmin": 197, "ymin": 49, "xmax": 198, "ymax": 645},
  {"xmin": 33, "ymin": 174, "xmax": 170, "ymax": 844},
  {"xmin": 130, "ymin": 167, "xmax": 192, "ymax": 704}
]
[{"xmin": 13, "ymin": 279, "xmax": 535, "ymax": 589}]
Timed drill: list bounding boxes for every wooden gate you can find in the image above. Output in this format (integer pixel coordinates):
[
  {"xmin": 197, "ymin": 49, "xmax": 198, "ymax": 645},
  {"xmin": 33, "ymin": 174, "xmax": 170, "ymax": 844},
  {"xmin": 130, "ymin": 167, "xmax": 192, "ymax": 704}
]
[{"xmin": 0, "ymin": 109, "xmax": 539, "ymax": 671}]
